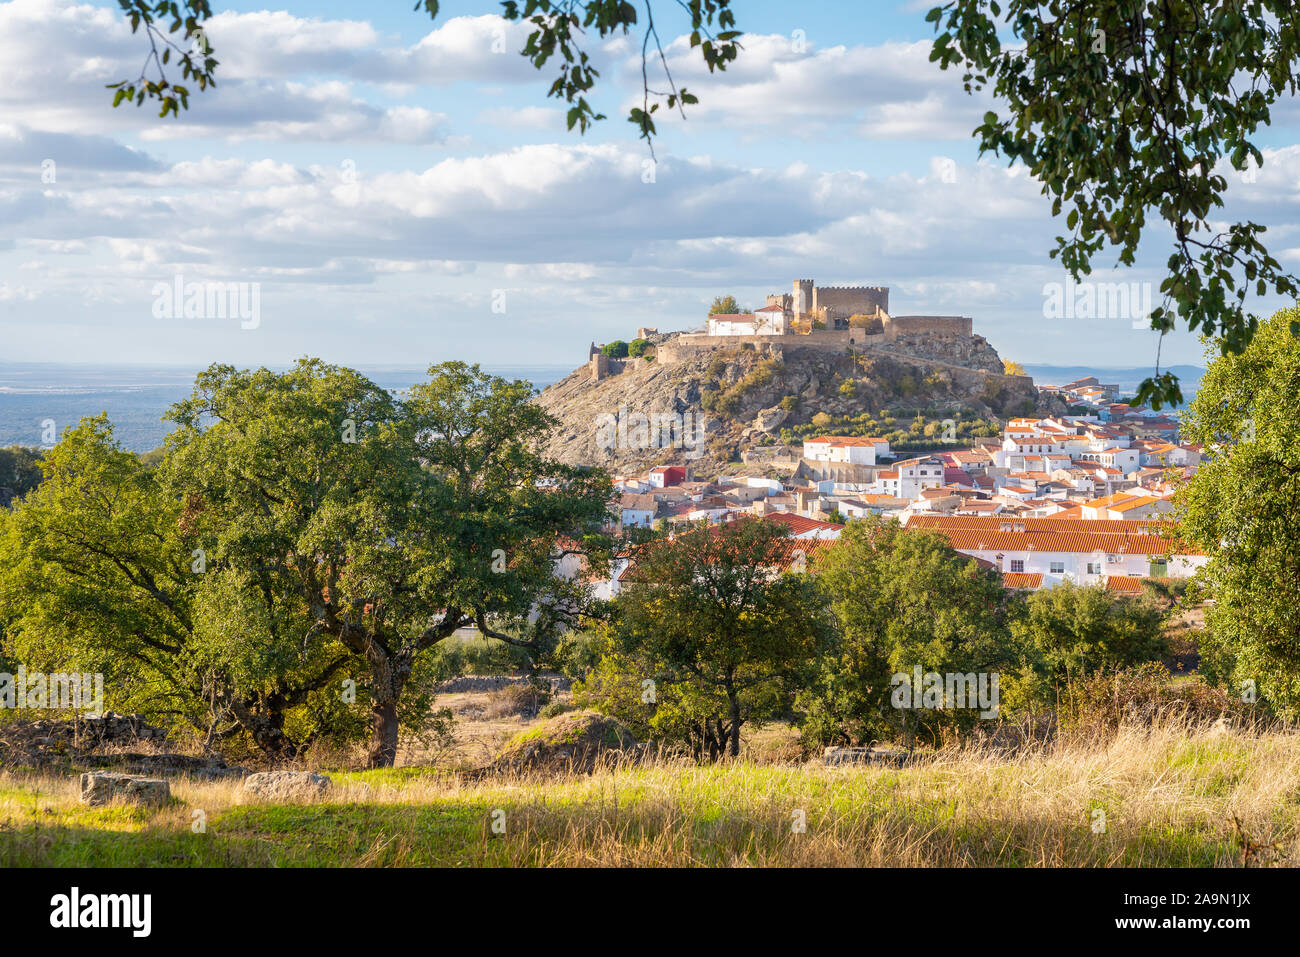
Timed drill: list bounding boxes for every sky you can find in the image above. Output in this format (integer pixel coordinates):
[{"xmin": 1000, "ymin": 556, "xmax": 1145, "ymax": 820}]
[{"xmin": 3, "ymin": 0, "xmax": 1300, "ymax": 371}]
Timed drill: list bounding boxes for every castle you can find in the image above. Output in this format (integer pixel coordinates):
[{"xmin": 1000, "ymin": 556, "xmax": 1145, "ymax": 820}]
[
  {"xmin": 765, "ymin": 279, "xmax": 890, "ymax": 327},
  {"xmin": 706, "ymin": 279, "xmax": 970, "ymax": 339},
  {"xmin": 587, "ymin": 278, "xmax": 981, "ymax": 380}
]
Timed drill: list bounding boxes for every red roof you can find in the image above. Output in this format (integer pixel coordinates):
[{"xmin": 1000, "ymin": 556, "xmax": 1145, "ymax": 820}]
[
  {"xmin": 1105, "ymin": 576, "xmax": 1148, "ymax": 593},
  {"xmin": 764, "ymin": 513, "xmax": 844, "ymax": 535}
]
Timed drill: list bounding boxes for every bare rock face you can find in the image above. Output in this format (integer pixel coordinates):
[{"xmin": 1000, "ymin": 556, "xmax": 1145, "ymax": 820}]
[
  {"xmin": 495, "ymin": 710, "xmax": 640, "ymax": 774},
  {"xmin": 79, "ymin": 771, "xmax": 171, "ymax": 806},
  {"xmin": 532, "ymin": 333, "xmax": 1050, "ymax": 474},
  {"xmin": 241, "ymin": 770, "xmax": 332, "ymax": 802}
]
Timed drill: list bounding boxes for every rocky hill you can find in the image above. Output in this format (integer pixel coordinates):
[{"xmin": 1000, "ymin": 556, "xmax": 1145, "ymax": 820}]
[{"xmin": 533, "ymin": 333, "xmax": 1059, "ymax": 476}]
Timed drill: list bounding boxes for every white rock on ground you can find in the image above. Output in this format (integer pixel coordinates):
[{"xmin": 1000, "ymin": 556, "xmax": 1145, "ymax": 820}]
[
  {"xmin": 241, "ymin": 770, "xmax": 332, "ymax": 801},
  {"xmin": 79, "ymin": 771, "xmax": 171, "ymax": 806}
]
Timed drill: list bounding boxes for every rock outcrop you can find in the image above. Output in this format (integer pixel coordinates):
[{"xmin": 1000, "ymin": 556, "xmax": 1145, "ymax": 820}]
[
  {"xmin": 494, "ymin": 710, "xmax": 640, "ymax": 774},
  {"xmin": 241, "ymin": 770, "xmax": 332, "ymax": 802},
  {"xmin": 533, "ymin": 334, "xmax": 1056, "ymax": 474},
  {"xmin": 80, "ymin": 771, "xmax": 171, "ymax": 807}
]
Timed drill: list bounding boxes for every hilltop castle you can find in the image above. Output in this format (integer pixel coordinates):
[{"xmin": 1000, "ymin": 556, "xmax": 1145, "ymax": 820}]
[
  {"xmin": 587, "ymin": 278, "xmax": 984, "ymax": 380},
  {"xmin": 706, "ymin": 279, "xmax": 969, "ymax": 339}
]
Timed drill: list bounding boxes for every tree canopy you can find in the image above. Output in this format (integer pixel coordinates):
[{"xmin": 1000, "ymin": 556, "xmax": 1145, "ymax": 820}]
[
  {"xmin": 0, "ymin": 360, "xmax": 613, "ymax": 766},
  {"xmin": 578, "ymin": 518, "xmax": 835, "ymax": 759},
  {"xmin": 1177, "ymin": 307, "xmax": 1300, "ymax": 717}
]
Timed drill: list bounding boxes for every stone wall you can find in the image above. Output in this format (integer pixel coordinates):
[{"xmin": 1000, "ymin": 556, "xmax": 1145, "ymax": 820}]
[
  {"xmin": 887, "ymin": 315, "xmax": 973, "ymax": 337},
  {"xmin": 815, "ymin": 284, "xmax": 890, "ymax": 318},
  {"xmin": 655, "ymin": 335, "xmax": 787, "ymax": 364}
]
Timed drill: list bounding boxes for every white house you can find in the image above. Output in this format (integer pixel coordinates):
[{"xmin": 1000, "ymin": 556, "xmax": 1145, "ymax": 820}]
[
  {"xmin": 803, "ymin": 435, "xmax": 891, "ymax": 466},
  {"xmin": 908, "ymin": 516, "xmax": 1205, "ymax": 589},
  {"xmin": 874, "ymin": 455, "xmax": 945, "ymax": 500},
  {"xmin": 707, "ymin": 306, "xmax": 786, "ymax": 336}
]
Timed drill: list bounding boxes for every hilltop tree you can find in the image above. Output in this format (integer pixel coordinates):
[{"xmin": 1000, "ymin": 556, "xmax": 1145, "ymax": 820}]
[
  {"xmin": 1177, "ymin": 308, "xmax": 1300, "ymax": 718},
  {"xmin": 708, "ymin": 295, "xmax": 743, "ymax": 316},
  {"xmin": 1003, "ymin": 360, "xmax": 1026, "ymax": 377},
  {"xmin": 579, "ymin": 518, "xmax": 835, "ymax": 759}
]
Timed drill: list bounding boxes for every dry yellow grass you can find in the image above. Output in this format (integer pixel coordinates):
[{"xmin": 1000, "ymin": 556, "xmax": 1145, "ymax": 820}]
[{"xmin": 1, "ymin": 717, "xmax": 1297, "ymax": 866}]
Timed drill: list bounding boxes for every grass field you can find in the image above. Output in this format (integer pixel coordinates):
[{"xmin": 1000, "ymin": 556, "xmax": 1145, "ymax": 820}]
[{"xmin": 3, "ymin": 720, "xmax": 1297, "ymax": 867}]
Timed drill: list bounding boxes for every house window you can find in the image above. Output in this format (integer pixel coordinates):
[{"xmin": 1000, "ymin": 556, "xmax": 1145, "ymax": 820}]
[
  {"xmin": 1010, "ymin": 560, "xmax": 1025, "ymax": 573},
  {"xmin": 1050, "ymin": 561, "xmax": 1065, "ymax": 574},
  {"xmin": 1087, "ymin": 562, "xmax": 1101, "ymax": 575}
]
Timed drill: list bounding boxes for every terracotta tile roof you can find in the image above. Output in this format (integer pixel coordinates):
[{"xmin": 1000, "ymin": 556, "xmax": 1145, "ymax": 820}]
[
  {"xmin": 807, "ymin": 435, "xmax": 887, "ymax": 446},
  {"xmin": 1105, "ymin": 576, "xmax": 1148, "ymax": 593},
  {"xmin": 765, "ymin": 513, "xmax": 844, "ymax": 535},
  {"xmin": 907, "ymin": 514, "xmax": 1177, "ymax": 536},
  {"xmin": 1002, "ymin": 572, "xmax": 1043, "ymax": 589}
]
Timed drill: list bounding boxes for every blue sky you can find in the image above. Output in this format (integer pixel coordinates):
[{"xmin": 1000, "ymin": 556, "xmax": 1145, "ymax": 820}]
[{"xmin": 2, "ymin": 0, "xmax": 1299, "ymax": 372}]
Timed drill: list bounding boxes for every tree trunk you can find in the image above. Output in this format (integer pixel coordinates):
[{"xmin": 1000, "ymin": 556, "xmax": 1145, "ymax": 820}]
[
  {"xmin": 363, "ymin": 644, "xmax": 411, "ymax": 768},
  {"xmin": 225, "ymin": 693, "xmax": 298, "ymax": 761},
  {"xmin": 727, "ymin": 691, "xmax": 742, "ymax": 758},
  {"xmin": 368, "ymin": 698, "xmax": 399, "ymax": 768}
]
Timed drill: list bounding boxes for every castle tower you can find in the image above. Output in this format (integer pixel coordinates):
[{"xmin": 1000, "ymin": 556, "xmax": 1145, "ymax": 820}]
[{"xmin": 793, "ymin": 279, "xmax": 815, "ymax": 317}]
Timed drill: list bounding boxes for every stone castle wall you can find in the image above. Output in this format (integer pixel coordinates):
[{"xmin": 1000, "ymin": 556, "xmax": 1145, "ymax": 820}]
[
  {"xmin": 888, "ymin": 315, "xmax": 973, "ymax": 337},
  {"xmin": 656, "ymin": 335, "xmax": 787, "ymax": 364},
  {"xmin": 815, "ymin": 285, "xmax": 889, "ymax": 318}
]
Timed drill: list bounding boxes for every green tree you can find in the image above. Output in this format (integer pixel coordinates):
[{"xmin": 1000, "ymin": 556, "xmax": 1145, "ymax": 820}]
[
  {"xmin": 601, "ymin": 340, "xmax": 629, "ymax": 359},
  {"xmin": 0, "ymin": 446, "xmax": 44, "ymax": 503},
  {"xmin": 708, "ymin": 295, "xmax": 743, "ymax": 316},
  {"xmin": 580, "ymin": 518, "xmax": 835, "ymax": 759},
  {"xmin": 0, "ymin": 416, "xmax": 349, "ymax": 757},
  {"xmin": 628, "ymin": 337, "xmax": 651, "ymax": 358},
  {"xmin": 162, "ymin": 358, "xmax": 612, "ymax": 766},
  {"xmin": 1011, "ymin": 581, "xmax": 1166, "ymax": 691},
  {"xmin": 806, "ymin": 517, "xmax": 1024, "ymax": 747},
  {"xmin": 1178, "ymin": 308, "xmax": 1300, "ymax": 717}
]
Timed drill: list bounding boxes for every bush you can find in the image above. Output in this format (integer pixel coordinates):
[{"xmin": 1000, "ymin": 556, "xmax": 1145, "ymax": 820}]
[
  {"xmin": 551, "ymin": 629, "xmax": 604, "ymax": 680},
  {"xmin": 601, "ymin": 340, "xmax": 629, "ymax": 359},
  {"xmin": 538, "ymin": 700, "xmax": 576, "ymax": 720},
  {"xmin": 427, "ymin": 634, "xmax": 534, "ymax": 678},
  {"xmin": 485, "ymin": 683, "xmax": 553, "ymax": 719},
  {"xmin": 1057, "ymin": 664, "xmax": 1260, "ymax": 738},
  {"xmin": 628, "ymin": 338, "xmax": 650, "ymax": 358}
]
